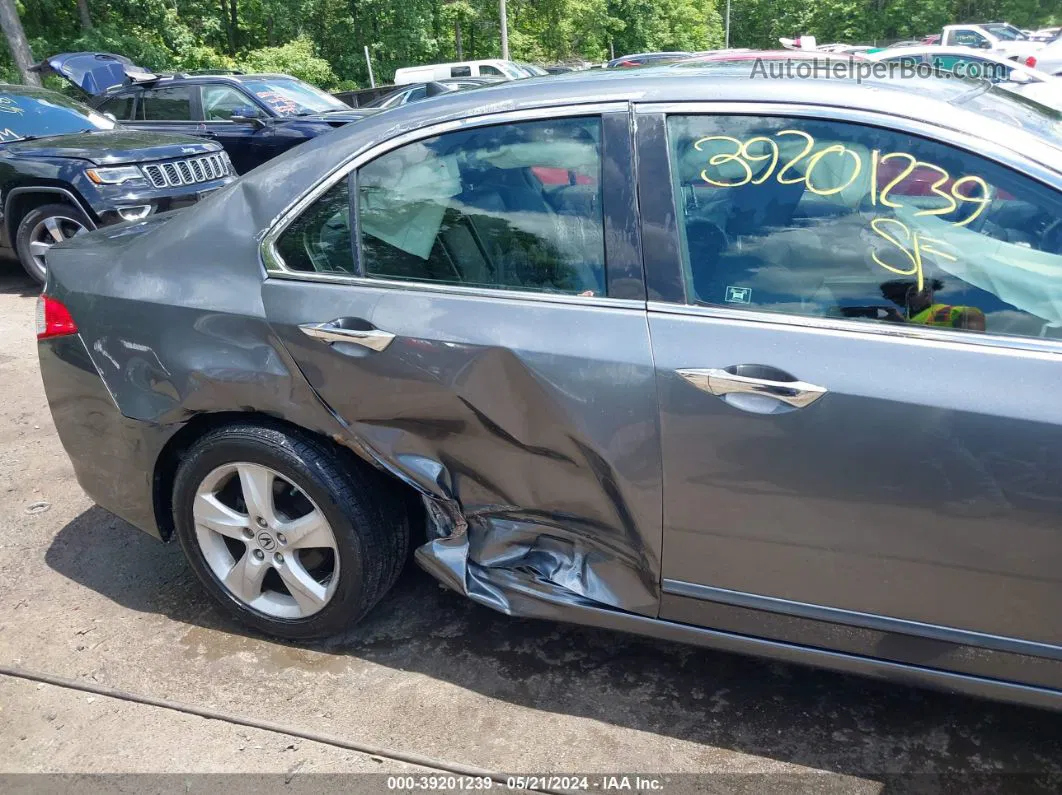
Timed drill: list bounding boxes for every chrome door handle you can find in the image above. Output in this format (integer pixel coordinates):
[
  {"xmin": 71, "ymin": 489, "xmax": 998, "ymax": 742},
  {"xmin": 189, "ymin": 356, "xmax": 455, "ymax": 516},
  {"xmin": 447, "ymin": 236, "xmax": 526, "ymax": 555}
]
[
  {"xmin": 678, "ymin": 368, "xmax": 827, "ymax": 409},
  {"xmin": 299, "ymin": 322, "xmax": 395, "ymax": 352}
]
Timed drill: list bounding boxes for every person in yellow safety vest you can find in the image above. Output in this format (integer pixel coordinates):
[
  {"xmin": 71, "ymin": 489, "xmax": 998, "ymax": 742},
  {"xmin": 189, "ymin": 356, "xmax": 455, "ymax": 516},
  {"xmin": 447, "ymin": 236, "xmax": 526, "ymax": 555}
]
[{"xmin": 880, "ymin": 279, "xmax": 987, "ymax": 332}]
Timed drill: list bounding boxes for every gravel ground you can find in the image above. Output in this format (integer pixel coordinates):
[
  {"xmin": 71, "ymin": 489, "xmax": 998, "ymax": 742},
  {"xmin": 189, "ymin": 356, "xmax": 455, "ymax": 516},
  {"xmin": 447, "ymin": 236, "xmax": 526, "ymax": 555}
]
[{"xmin": 1, "ymin": 257, "xmax": 1061, "ymax": 792}]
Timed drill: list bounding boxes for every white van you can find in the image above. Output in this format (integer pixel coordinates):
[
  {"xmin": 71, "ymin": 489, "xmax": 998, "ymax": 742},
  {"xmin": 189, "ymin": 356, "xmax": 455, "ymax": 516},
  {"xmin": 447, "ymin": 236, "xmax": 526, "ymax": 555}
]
[{"xmin": 393, "ymin": 60, "xmax": 527, "ymax": 85}]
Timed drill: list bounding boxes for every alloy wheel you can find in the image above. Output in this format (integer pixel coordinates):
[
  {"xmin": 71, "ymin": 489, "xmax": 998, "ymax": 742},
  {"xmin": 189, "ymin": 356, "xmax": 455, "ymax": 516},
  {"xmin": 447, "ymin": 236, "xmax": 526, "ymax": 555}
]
[
  {"xmin": 192, "ymin": 462, "xmax": 340, "ymax": 619},
  {"xmin": 28, "ymin": 215, "xmax": 87, "ymax": 276}
]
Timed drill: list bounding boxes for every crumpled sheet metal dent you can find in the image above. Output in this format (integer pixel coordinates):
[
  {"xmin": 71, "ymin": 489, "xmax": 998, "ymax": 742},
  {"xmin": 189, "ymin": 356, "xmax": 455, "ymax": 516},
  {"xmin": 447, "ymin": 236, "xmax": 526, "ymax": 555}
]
[{"xmin": 333, "ymin": 342, "xmax": 662, "ymax": 621}]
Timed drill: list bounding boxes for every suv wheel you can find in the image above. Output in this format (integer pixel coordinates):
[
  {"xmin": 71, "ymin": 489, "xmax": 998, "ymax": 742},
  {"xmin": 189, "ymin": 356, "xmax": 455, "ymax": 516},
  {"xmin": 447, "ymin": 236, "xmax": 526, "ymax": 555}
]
[
  {"xmin": 15, "ymin": 203, "xmax": 90, "ymax": 285},
  {"xmin": 172, "ymin": 422, "xmax": 410, "ymax": 640}
]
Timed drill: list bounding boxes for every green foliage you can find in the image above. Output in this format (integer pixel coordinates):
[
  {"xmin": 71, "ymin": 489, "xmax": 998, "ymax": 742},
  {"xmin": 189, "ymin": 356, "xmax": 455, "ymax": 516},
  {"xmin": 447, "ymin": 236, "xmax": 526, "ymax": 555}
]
[
  {"xmin": 239, "ymin": 36, "xmax": 337, "ymax": 86},
  {"xmin": 0, "ymin": 0, "xmax": 1058, "ymax": 92}
]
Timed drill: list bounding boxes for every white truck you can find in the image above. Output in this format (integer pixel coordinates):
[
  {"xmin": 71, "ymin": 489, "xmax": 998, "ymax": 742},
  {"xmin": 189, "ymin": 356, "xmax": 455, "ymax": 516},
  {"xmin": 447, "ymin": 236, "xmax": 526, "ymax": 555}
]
[{"xmin": 940, "ymin": 23, "xmax": 1042, "ymax": 60}]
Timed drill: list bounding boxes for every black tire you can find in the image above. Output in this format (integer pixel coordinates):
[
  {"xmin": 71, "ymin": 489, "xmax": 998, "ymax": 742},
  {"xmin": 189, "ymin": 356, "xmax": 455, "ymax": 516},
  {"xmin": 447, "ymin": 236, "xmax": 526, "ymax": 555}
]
[
  {"xmin": 15, "ymin": 202, "xmax": 91, "ymax": 285},
  {"xmin": 172, "ymin": 422, "xmax": 410, "ymax": 640}
]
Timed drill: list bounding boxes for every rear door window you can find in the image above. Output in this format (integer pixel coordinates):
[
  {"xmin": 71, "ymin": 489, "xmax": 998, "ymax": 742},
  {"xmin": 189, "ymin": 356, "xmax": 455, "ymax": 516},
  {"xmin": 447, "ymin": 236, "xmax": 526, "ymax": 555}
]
[
  {"xmin": 96, "ymin": 93, "xmax": 134, "ymax": 120},
  {"xmin": 357, "ymin": 117, "xmax": 606, "ymax": 296},
  {"xmin": 666, "ymin": 114, "xmax": 1062, "ymax": 339},
  {"xmin": 952, "ymin": 29, "xmax": 989, "ymax": 48},
  {"xmin": 137, "ymin": 87, "xmax": 194, "ymax": 121}
]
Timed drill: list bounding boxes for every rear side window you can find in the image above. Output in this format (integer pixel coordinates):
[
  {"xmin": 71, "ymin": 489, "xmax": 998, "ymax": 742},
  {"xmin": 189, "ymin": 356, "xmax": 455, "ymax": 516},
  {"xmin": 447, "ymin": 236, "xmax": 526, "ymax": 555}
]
[
  {"xmin": 356, "ymin": 117, "xmax": 606, "ymax": 296},
  {"xmin": 479, "ymin": 65, "xmax": 502, "ymax": 76},
  {"xmin": 951, "ymin": 29, "xmax": 988, "ymax": 47},
  {"xmin": 667, "ymin": 115, "xmax": 1062, "ymax": 340},
  {"xmin": 137, "ymin": 87, "xmax": 193, "ymax": 120},
  {"xmin": 274, "ymin": 179, "xmax": 354, "ymax": 274},
  {"xmin": 450, "ymin": 66, "xmax": 472, "ymax": 77},
  {"xmin": 96, "ymin": 94, "xmax": 134, "ymax": 120}
]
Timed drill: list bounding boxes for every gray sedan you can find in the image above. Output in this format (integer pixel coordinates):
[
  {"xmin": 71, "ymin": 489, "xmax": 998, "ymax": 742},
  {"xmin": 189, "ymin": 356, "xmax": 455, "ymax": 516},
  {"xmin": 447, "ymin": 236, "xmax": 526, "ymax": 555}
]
[{"xmin": 37, "ymin": 67, "xmax": 1062, "ymax": 710}]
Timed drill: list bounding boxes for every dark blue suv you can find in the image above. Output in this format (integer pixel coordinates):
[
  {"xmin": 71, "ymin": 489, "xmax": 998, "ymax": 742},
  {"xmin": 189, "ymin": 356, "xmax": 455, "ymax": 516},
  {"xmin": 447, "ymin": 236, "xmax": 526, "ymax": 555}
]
[{"xmin": 38, "ymin": 53, "xmax": 375, "ymax": 174}]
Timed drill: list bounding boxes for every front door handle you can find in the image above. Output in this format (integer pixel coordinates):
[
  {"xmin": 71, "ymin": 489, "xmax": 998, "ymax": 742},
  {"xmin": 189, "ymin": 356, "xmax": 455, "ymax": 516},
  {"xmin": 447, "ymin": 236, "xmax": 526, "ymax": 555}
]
[
  {"xmin": 678, "ymin": 367, "xmax": 827, "ymax": 409},
  {"xmin": 299, "ymin": 321, "xmax": 395, "ymax": 352}
]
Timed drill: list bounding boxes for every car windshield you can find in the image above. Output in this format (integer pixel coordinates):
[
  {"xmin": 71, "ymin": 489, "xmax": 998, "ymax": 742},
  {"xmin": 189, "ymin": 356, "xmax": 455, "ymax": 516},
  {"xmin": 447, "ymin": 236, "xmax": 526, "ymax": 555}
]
[
  {"xmin": 673, "ymin": 65, "xmax": 1062, "ymax": 147},
  {"xmin": 241, "ymin": 77, "xmax": 350, "ymax": 116},
  {"xmin": 0, "ymin": 88, "xmax": 115, "ymax": 143},
  {"xmin": 983, "ymin": 23, "xmax": 1026, "ymax": 40},
  {"xmin": 905, "ymin": 73, "xmax": 1062, "ymax": 144}
]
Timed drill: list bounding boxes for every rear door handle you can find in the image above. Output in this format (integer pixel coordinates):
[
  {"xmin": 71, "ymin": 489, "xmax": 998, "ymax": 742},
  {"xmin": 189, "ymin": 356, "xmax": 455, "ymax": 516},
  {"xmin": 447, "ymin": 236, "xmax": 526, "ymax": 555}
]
[
  {"xmin": 678, "ymin": 368, "xmax": 827, "ymax": 409},
  {"xmin": 299, "ymin": 321, "xmax": 395, "ymax": 352}
]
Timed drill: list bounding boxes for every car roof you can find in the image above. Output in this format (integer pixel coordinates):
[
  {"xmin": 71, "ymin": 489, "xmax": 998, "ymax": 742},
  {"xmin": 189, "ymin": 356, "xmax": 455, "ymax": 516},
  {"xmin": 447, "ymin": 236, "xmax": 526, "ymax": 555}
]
[
  {"xmin": 872, "ymin": 46, "xmax": 1016, "ymax": 60},
  {"xmin": 101, "ymin": 72, "xmax": 300, "ymax": 94},
  {"xmin": 397, "ymin": 60, "xmax": 511, "ymax": 70},
  {"xmin": 219, "ymin": 67, "xmax": 1062, "ymax": 235},
  {"xmin": 689, "ymin": 50, "xmax": 869, "ymax": 62}
]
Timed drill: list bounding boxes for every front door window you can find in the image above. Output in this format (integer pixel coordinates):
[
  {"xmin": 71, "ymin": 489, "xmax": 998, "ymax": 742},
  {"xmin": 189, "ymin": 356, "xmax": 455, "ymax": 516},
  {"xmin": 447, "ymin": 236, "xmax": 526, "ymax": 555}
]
[{"xmin": 666, "ymin": 114, "xmax": 1062, "ymax": 339}]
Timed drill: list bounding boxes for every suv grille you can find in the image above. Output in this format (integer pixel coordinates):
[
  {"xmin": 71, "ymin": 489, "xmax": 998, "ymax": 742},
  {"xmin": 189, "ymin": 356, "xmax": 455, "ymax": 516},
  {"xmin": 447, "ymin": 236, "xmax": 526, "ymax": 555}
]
[{"xmin": 143, "ymin": 153, "xmax": 231, "ymax": 188}]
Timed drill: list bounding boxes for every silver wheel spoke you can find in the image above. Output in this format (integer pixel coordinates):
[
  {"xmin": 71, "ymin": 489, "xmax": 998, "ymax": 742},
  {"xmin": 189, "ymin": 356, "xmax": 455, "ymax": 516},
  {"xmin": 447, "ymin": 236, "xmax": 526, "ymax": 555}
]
[
  {"xmin": 278, "ymin": 510, "xmax": 334, "ymax": 550},
  {"xmin": 73, "ymin": 226, "xmax": 88, "ymax": 236},
  {"xmin": 276, "ymin": 557, "xmax": 328, "ymax": 612},
  {"xmin": 194, "ymin": 461, "xmax": 340, "ymax": 619},
  {"xmin": 237, "ymin": 464, "xmax": 278, "ymax": 526},
  {"xmin": 29, "ymin": 241, "xmax": 51, "ymax": 256},
  {"xmin": 193, "ymin": 492, "xmax": 248, "ymax": 540},
  {"xmin": 43, "ymin": 217, "xmax": 66, "ymax": 243},
  {"xmin": 222, "ymin": 553, "xmax": 268, "ymax": 604}
]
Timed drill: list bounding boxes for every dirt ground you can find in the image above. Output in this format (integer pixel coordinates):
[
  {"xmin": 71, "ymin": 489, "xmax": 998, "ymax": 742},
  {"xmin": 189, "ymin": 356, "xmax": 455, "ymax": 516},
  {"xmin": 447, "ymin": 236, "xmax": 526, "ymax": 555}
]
[{"xmin": 2, "ymin": 256, "xmax": 1061, "ymax": 792}]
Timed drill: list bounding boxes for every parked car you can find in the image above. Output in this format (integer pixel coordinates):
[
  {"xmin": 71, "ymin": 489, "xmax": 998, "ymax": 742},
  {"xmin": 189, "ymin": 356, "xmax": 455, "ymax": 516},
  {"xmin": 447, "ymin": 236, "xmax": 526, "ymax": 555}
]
[
  {"xmin": 677, "ymin": 50, "xmax": 871, "ymax": 67},
  {"xmin": 36, "ymin": 67, "xmax": 1062, "ymax": 711},
  {"xmin": 0, "ymin": 82, "xmax": 233, "ymax": 283},
  {"xmin": 606, "ymin": 52, "xmax": 692, "ymax": 68},
  {"xmin": 940, "ymin": 22, "xmax": 1042, "ymax": 59},
  {"xmin": 393, "ymin": 60, "xmax": 525, "ymax": 85},
  {"xmin": 36, "ymin": 52, "xmax": 373, "ymax": 174},
  {"xmin": 515, "ymin": 62, "xmax": 550, "ymax": 77},
  {"xmin": 1027, "ymin": 37, "xmax": 1062, "ymax": 76},
  {"xmin": 332, "ymin": 85, "xmax": 397, "ymax": 108},
  {"xmin": 869, "ymin": 46, "xmax": 1062, "ymax": 110},
  {"xmin": 364, "ymin": 78, "xmax": 493, "ymax": 109},
  {"xmin": 1029, "ymin": 27, "xmax": 1061, "ymax": 43}
]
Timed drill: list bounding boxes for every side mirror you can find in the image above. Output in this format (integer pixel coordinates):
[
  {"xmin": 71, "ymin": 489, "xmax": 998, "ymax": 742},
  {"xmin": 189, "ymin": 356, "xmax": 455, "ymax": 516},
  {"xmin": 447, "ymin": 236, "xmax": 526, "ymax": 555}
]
[
  {"xmin": 979, "ymin": 40, "xmax": 993, "ymax": 49},
  {"xmin": 231, "ymin": 113, "xmax": 266, "ymax": 128},
  {"xmin": 103, "ymin": 111, "xmax": 117, "ymax": 122}
]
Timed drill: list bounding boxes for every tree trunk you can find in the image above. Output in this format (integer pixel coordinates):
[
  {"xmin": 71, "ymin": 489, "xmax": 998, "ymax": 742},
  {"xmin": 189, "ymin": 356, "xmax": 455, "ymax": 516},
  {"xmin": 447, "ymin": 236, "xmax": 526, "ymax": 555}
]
[
  {"xmin": 499, "ymin": 0, "xmax": 509, "ymax": 60},
  {"xmin": 228, "ymin": 0, "xmax": 239, "ymax": 52},
  {"xmin": 455, "ymin": 18, "xmax": 463, "ymax": 59},
  {"xmin": 0, "ymin": 0, "xmax": 39, "ymax": 86},
  {"xmin": 76, "ymin": 0, "xmax": 93, "ymax": 30},
  {"xmin": 220, "ymin": 0, "xmax": 235, "ymax": 54}
]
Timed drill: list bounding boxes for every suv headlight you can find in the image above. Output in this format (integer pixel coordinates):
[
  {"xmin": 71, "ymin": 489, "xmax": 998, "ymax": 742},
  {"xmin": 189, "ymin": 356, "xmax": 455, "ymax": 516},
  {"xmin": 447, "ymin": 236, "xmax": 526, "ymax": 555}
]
[{"xmin": 86, "ymin": 166, "xmax": 147, "ymax": 185}]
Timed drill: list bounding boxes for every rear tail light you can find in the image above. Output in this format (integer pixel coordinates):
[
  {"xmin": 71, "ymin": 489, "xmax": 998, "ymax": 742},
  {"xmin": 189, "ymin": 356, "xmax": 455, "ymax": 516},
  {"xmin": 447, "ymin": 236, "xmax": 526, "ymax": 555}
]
[
  {"xmin": 1026, "ymin": 56, "xmax": 1038, "ymax": 67},
  {"xmin": 36, "ymin": 296, "xmax": 78, "ymax": 340}
]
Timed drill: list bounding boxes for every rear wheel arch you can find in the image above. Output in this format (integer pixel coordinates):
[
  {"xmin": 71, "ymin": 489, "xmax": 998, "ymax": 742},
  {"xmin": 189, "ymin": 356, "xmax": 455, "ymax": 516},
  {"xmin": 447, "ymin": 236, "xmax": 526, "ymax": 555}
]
[{"xmin": 152, "ymin": 412, "xmax": 424, "ymax": 545}]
